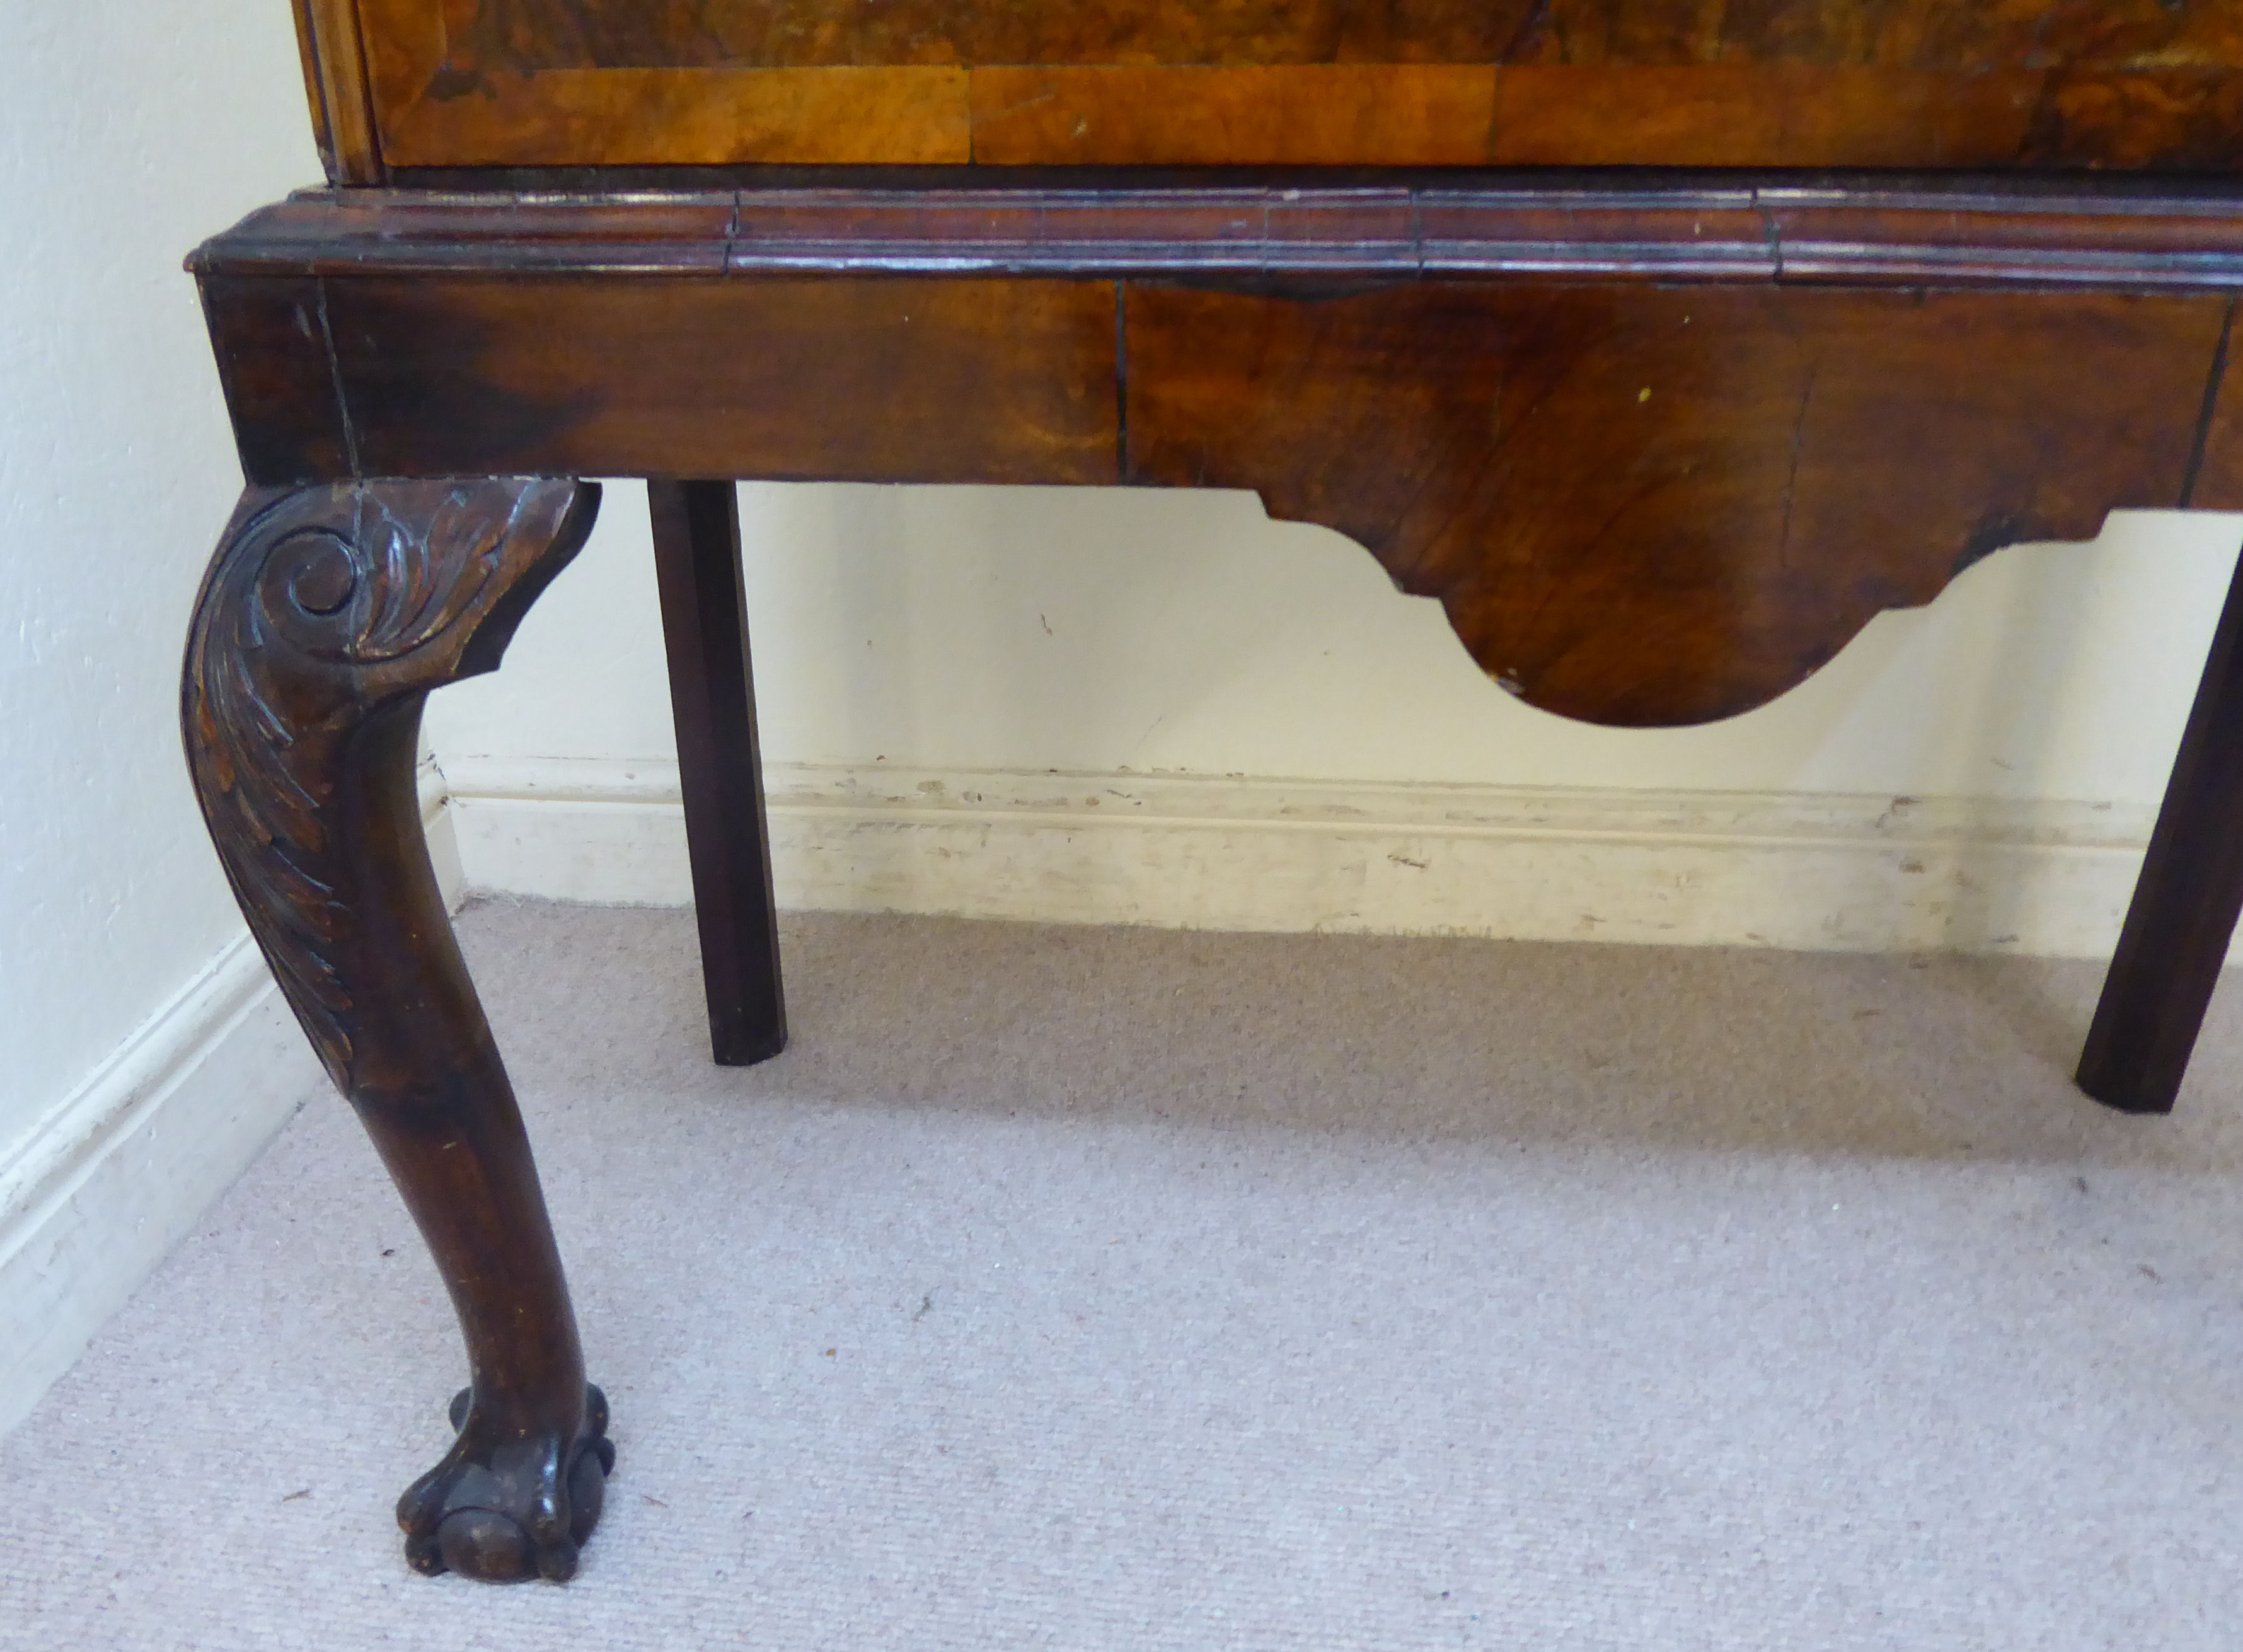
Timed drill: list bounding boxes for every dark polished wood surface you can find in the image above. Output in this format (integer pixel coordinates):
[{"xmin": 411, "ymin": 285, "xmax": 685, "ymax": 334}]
[
  {"xmin": 195, "ymin": 175, "xmax": 2243, "ymax": 285},
  {"xmin": 1129, "ymin": 280, "xmax": 2223, "ymax": 724},
  {"xmin": 650, "ymin": 479, "xmax": 788, "ymax": 1065},
  {"xmin": 183, "ymin": 478, "xmax": 612, "ymax": 1581}
]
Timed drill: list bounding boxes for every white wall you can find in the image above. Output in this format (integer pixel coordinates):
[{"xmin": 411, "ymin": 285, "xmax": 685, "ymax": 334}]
[
  {"xmin": 0, "ymin": 0, "xmax": 312, "ymax": 1129},
  {"xmin": 432, "ymin": 486, "xmax": 2235, "ymax": 802},
  {"xmin": 0, "ymin": 3, "xmax": 329, "ymax": 1424}
]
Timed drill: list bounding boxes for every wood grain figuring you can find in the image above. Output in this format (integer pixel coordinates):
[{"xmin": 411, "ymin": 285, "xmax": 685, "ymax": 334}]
[
  {"xmin": 325, "ymin": 0, "xmax": 2243, "ymax": 169},
  {"xmin": 2028, "ymin": 71, "xmax": 2243, "ymax": 170},
  {"xmin": 357, "ymin": 0, "xmax": 453, "ymax": 150},
  {"xmin": 382, "ymin": 67, "xmax": 971, "ymax": 165},
  {"xmin": 295, "ymin": 0, "xmax": 386, "ymax": 182},
  {"xmin": 292, "ymin": 0, "xmax": 340, "ymax": 177},
  {"xmin": 1124, "ymin": 282, "xmax": 2224, "ymax": 725},
  {"xmin": 1491, "ymin": 66, "xmax": 2043, "ymax": 167},
  {"xmin": 319, "ymin": 277, "xmax": 1119, "ymax": 483},
  {"xmin": 381, "ymin": 0, "xmax": 2243, "ymax": 71},
  {"xmin": 971, "ymin": 66, "xmax": 1497, "ymax": 165},
  {"xmin": 383, "ymin": 0, "xmax": 1551, "ymax": 69},
  {"xmin": 1522, "ymin": 1, "xmax": 2243, "ymax": 66}
]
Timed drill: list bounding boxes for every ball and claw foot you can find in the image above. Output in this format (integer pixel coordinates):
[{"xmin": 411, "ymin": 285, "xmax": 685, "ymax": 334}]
[{"xmin": 397, "ymin": 1385, "xmax": 614, "ymax": 1583}]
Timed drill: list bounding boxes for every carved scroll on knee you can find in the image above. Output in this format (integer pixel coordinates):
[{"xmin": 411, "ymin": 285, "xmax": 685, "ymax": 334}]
[{"xmin": 182, "ymin": 479, "xmax": 599, "ymax": 1087}]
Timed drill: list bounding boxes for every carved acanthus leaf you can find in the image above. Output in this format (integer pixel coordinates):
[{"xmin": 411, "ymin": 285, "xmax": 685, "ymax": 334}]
[{"xmin": 183, "ymin": 480, "xmax": 597, "ymax": 1085}]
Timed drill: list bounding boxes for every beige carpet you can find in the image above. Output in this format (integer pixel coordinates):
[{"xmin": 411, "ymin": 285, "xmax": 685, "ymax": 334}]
[{"xmin": 5, "ymin": 901, "xmax": 2243, "ymax": 1649}]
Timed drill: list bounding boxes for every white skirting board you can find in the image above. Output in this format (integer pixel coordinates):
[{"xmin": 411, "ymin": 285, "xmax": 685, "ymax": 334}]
[
  {"xmin": 0, "ymin": 768, "xmax": 456, "ymax": 1435},
  {"xmin": 438, "ymin": 756, "xmax": 2172, "ymax": 961},
  {"xmin": 422, "ymin": 748, "xmax": 468, "ymax": 911},
  {"xmin": 0, "ymin": 937, "xmax": 322, "ymax": 1433}
]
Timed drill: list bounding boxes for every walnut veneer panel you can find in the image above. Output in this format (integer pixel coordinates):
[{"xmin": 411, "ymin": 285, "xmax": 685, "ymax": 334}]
[
  {"xmin": 335, "ymin": 0, "xmax": 2243, "ymax": 171},
  {"xmin": 1125, "ymin": 282, "xmax": 2225, "ymax": 725},
  {"xmin": 318, "ymin": 275, "xmax": 1121, "ymax": 484}
]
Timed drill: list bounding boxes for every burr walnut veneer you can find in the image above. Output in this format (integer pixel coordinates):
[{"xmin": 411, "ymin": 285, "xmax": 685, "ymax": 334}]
[
  {"xmin": 184, "ymin": 0, "xmax": 2243, "ymax": 1585},
  {"xmin": 318, "ymin": 0, "xmax": 2243, "ymax": 173}
]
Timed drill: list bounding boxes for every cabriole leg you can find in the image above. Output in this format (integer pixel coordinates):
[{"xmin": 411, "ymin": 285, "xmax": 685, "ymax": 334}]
[
  {"xmin": 182, "ymin": 478, "xmax": 611, "ymax": 1581},
  {"xmin": 2080, "ymin": 536, "xmax": 2243, "ymax": 1114}
]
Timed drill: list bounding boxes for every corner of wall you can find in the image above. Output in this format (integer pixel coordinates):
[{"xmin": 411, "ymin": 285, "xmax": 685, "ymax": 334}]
[{"xmin": 0, "ymin": 941, "xmax": 321, "ymax": 1434}]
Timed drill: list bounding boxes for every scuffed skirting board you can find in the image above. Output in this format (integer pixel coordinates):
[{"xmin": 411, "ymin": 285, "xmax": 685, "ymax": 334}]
[
  {"xmin": 435, "ymin": 758, "xmax": 2171, "ymax": 961},
  {"xmin": 421, "ymin": 746, "xmax": 468, "ymax": 911}
]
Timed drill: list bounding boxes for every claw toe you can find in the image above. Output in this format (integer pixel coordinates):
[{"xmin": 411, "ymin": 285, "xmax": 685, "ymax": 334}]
[
  {"xmin": 437, "ymin": 1509, "xmax": 543, "ymax": 1582},
  {"xmin": 568, "ymin": 1447, "xmax": 608, "ymax": 1542},
  {"xmin": 398, "ymin": 1383, "xmax": 613, "ymax": 1582}
]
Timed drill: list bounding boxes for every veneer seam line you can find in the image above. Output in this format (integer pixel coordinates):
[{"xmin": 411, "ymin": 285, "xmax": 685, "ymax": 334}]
[{"xmin": 313, "ymin": 277, "xmax": 364, "ymax": 478}]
